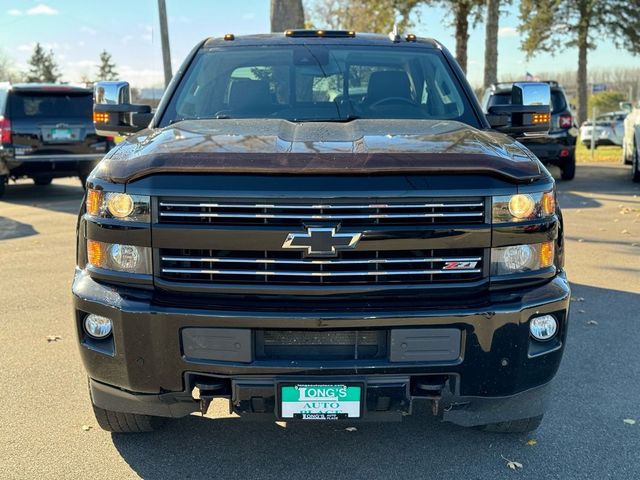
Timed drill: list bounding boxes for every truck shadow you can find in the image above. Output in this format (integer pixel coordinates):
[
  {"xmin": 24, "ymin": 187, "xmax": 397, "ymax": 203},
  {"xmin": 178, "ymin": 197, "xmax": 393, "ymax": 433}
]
[
  {"xmin": 0, "ymin": 180, "xmax": 84, "ymax": 215},
  {"xmin": 110, "ymin": 402, "xmax": 527, "ymax": 480},
  {"xmin": 0, "ymin": 216, "xmax": 38, "ymax": 240}
]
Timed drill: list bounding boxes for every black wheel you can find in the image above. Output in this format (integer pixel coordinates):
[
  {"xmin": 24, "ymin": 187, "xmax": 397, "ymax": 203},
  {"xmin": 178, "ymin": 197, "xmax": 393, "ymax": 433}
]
[
  {"xmin": 91, "ymin": 404, "xmax": 167, "ymax": 433},
  {"xmin": 476, "ymin": 414, "xmax": 543, "ymax": 433},
  {"xmin": 33, "ymin": 176, "xmax": 53, "ymax": 186},
  {"xmin": 0, "ymin": 175, "xmax": 6, "ymax": 198},
  {"xmin": 88, "ymin": 380, "xmax": 167, "ymax": 433},
  {"xmin": 633, "ymin": 141, "xmax": 640, "ymax": 183},
  {"xmin": 560, "ymin": 155, "xmax": 576, "ymax": 181}
]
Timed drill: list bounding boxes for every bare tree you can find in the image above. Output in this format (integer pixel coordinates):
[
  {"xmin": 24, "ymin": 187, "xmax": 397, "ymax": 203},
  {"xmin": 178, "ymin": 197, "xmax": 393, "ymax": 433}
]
[{"xmin": 271, "ymin": 0, "xmax": 305, "ymax": 32}]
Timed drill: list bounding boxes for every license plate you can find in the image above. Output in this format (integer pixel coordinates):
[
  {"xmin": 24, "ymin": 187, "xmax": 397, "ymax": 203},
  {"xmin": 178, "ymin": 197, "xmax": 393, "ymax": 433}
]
[
  {"xmin": 51, "ymin": 128, "xmax": 72, "ymax": 140},
  {"xmin": 280, "ymin": 384, "xmax": 362, "ymax": 420}
]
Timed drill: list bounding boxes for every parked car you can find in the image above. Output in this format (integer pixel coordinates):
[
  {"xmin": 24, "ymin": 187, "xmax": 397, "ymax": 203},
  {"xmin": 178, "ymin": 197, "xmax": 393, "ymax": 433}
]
[
  {"xmin": 75, "ymin": 30, "xmax": 569, "ymax": 434},
  {"xmin": 622, "ymin": 103, "xmax": 640, "ymax": 181},
  {"xmin": 482, "ymin": 81, "xmax": 578, "ymax": 180},
  {"xmin": 579, "ymin": 111, "xmax": 627, "ymax": 149},
  {"xmin": 0, "ymin": 83, "xmax": 111, "ymax": 197}
]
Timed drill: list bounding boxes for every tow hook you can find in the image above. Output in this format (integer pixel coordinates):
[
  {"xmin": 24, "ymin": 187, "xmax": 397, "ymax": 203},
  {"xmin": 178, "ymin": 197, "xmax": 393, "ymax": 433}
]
[
  {"xmin": 414, "ymin": 378, "xmax": 446, "ymax": 417},
  {"xmin": 192, "ymin": 381, "xmax": 226, "ymax": 415}
]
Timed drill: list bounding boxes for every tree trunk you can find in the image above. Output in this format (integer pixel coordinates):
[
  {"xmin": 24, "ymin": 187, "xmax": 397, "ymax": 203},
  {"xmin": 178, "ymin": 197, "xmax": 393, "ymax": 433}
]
[
  {"xmin": 271, "ymin": 0, "xmax": 305, "ymax": 33},
  {"xmin": 483, "ymin": 0, "xmax": 499, "ymax": 88},
  {"xmin": 576, "ymin": 7, "xmax": 589, "ymax": 125},
  {"xmin": 454, "ymin": 2, "xmax": 471, "ymax": 74},
  {"xmin": 577, "ymin": 40, "xmax": 588, "ymax": 125}
]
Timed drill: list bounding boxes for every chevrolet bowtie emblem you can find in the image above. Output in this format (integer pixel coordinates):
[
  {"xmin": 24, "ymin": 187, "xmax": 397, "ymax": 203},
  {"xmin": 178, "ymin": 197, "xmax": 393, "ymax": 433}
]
[{"xmin": 282, "ymin": 227, "xmax": 362, "ymax": 257}]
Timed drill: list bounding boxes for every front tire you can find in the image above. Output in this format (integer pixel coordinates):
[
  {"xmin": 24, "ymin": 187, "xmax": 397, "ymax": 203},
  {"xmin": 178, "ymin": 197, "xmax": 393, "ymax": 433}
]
[
  {"xmin": 476, "ymin": 414, "xmax": 543, "ymax": 433},
  {"xmin": 91, "ymin": 404, "xmax": 167, "ymax": 433},
  {"xmin": 33, "ymin": 176, "xmax": 53, "ymax": 186},
  {"xmin": 88, "ymin": 379, "xmax": 167, "ymax": 433}
]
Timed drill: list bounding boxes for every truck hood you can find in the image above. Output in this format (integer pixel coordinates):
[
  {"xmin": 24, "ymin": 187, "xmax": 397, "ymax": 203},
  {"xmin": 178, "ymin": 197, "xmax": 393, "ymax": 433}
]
[{"xmin": 94, "ymin": 119, "xmax": 543, "ymax": 184}]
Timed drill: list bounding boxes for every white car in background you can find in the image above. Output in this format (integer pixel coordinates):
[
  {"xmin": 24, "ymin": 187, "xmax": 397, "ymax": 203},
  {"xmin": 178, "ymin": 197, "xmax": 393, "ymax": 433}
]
[
  {"xmin": 579, "ymin": 111, "xmax": 627, "ymax": 149},
  {"xmin": 622, "ymin": 103, "xmax": 640, "ymax": 182}
]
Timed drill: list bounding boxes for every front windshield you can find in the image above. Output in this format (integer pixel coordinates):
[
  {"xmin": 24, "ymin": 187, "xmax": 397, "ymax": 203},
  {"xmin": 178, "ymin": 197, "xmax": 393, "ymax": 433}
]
[{"xmin": 160, "ymin": 44, "xmax": 478, "ymax": 126}]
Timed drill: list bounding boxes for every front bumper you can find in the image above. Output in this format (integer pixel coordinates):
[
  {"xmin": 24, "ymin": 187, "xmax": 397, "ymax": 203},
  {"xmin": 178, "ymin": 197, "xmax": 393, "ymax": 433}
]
[
  {"xmin": 7, "ymin": 153, "xmax": 103, "ymax": 177},
  {"xmin": 73, "ymin": 270, "xmax": 570, "ymax": 425}
]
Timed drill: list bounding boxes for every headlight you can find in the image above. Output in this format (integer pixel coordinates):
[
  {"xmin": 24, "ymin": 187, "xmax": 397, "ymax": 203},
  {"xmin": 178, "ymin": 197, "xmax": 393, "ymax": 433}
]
[
  {"xmin": 87, "ymin": 240, "xmax": 152, "ymax": 274},
  {"xmin": 491, "ymin": 241, "xmax": 554, "ymax": 275},
  {"xmin": 492, "ymin": 191, "xmax": 555, "ymax": 223},
  {"xmin": 86, "ymin": 189, "xmax": 150, "ymax": 222}
]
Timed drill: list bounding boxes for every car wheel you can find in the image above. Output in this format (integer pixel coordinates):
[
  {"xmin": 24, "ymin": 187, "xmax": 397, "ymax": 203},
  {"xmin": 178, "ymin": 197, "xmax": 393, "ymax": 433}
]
[
  {"xmin": 476, "ymin": 414, "xmax": 543, "ymax": 433},
  {"xmin": 33, "ymin": 176, "xmax": 53, "ymax": 186},
  {"xmin": 88, "ymin": 380, "xmax": 167, "ymax": 433},
  {"xmin": 91, "ymin": 404, "xmax": 167, "ymax": 433},
  {"xmin": 633, "ymin": 141, "xmax": 640, "ymax": 183},
  {"xmin": 561, "ymin": 155, "xmax": 576, "ymax": 181}
]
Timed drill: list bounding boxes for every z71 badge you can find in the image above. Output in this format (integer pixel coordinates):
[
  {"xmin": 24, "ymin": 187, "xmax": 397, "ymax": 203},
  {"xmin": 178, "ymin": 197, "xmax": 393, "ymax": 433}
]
[{"xmin": 442, "ymin": 261, "xmax": 478, "ymax": 270}]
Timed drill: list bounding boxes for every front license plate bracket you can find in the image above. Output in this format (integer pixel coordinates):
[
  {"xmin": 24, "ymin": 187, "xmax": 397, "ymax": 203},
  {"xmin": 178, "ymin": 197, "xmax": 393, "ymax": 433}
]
[{"xmin": 278, "ymin": 382, "xmax": 364, "ymax": 420}]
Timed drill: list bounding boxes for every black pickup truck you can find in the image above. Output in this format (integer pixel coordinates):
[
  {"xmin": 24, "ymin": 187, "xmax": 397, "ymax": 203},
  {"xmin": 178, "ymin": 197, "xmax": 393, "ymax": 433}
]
[
  {"xmin": 0, "ymin": 83, "xmax": 110, "ymax": 196},
  {"xmin": 74, "ymin": 31, "xmax": 570, "ymax": 433}
]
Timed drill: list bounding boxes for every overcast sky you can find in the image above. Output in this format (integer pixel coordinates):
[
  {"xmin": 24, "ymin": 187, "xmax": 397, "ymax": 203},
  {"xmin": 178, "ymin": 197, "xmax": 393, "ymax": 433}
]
[{"xmin": 1, "ymin": 0, "xmax": 638, "ymax": 88}]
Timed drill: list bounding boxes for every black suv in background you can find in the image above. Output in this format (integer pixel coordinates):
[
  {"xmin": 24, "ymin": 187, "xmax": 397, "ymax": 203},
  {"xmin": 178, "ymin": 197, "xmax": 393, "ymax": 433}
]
[
  {"xmin": 482, "ymin": 81, "xmax": 577, "ymax": 180},
  {"xmin": 0, "ymin": 83, "xmax": 111, "ymax": 197}
]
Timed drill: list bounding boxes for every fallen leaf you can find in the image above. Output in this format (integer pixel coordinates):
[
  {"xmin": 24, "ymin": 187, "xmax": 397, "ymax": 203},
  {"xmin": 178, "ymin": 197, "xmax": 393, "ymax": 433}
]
[
  {"xmin": 501, "ymin": 455, "xmax": 523, "ymax": 471},
  {"xmin": 345, "ymin": 426, "xmax": 357, "ymax": 432},
  {"xmin": 623, "ymin": 418, "xmax": 636, "ymax": 425},
  {"xmin": 577, "ymin": 297, "xmax": 585, "ymax": 302},
  {"xmin": 526, "ymin": 439, "xmax": 537, "ymax": 446},
  {"xmin": 578, "ymin": 309, "xmax": 586, "ymax": 314},
  {"xmin": 81, "ymin": 425, "xmax": 92, "ymax": 431},
  {"xmin": 587, "ymin": 320, "xmax": 598, "ymax": 325},
  {"xmin": 621, "ymin": 229, "xmax": 630, "ymax": 235},
  {"xmin": 613, "ymin": 218, "xmax": 619, "ymax": 223},
  {"xmin": 46, "ymin": 335, "xmax": 62, "ymax": 342}
]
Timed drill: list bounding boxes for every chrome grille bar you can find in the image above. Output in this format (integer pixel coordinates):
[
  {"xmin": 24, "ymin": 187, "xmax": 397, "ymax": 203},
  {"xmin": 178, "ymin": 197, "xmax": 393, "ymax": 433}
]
[
  {"xmin": 159, "ymin": 211, "xmax": 484, "ymax": 219},
  {"xmin": 161, "ymin": 256, "xmax": 482, "ymax": 265},
  {"xmin": 161, "ymin": 268, "xmax": 482, "ymax": 277},
  {"xmin": 159, "ymin": 202, "xmax": 484, "ymax": 209}
]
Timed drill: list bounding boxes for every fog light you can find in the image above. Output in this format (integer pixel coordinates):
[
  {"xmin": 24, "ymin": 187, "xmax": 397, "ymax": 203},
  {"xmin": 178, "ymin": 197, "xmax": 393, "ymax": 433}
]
[
  {"xmin": 84, "ymin": 314, "xmax": 112, "ymax": 339},
  {"xmin": 530, "ymin": 315, "xmax": 558, "ymax": 341}
]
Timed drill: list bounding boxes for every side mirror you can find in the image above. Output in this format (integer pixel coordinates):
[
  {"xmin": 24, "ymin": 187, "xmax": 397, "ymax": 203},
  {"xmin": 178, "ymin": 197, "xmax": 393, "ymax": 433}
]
[
  {"xmin": 93, "ymin": 81, "xmax": 153, "ymax": 136},
  {"xmin": 486, "ymin": 82, "xmax": 551, "ymax": 137}
]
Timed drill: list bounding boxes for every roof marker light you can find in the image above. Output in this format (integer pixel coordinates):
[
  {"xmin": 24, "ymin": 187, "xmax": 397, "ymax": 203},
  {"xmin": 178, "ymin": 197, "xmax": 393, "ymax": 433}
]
[{"xmin": 223, "ymin": 33, "xmax": 235, "ymax": 41}]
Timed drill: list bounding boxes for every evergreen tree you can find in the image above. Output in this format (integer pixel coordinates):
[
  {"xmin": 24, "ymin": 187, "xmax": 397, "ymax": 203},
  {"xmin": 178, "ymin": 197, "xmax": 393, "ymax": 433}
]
[
  {"xmin": 97, "ymin": 50, "xmax": 118, "ymax": 81},
  {"xmin": 26, "ymin": 43, "xmax": 60, "ymax": 83},
  {"xmin": 519, "ymin": 0, "xmax": 640, "ymax": 125}
]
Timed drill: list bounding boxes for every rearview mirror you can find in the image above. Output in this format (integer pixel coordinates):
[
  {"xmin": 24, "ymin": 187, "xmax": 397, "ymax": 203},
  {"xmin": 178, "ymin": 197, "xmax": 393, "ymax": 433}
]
[
  {"xmin": 93, "ymin": 81, "xmax": 153, "ymax": 136},
  {"xmin": 486, "ymin": 82, "xmax": 551, "ymax": 137}
]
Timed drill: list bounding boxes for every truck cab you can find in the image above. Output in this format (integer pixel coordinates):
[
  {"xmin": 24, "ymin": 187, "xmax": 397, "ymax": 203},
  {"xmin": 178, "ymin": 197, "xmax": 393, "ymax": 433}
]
[{"xmin": 73, "ymin": 30, "xmax": 570, "ymax": 433}]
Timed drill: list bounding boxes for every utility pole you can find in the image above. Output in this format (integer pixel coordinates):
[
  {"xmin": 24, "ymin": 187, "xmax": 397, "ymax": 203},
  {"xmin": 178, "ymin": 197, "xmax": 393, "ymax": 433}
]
[{"xmin": 158, "ymin": 0, "xmax": 172, "ymax": 88}]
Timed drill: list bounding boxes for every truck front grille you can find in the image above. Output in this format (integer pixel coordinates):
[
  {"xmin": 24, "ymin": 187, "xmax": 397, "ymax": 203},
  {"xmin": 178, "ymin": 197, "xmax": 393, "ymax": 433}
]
[
  {"xmin": 158, "ymin": 199, "xmax": 485, "ymax": 227},
  {"xmin": 158, "ymin": 248, "xmax": 484, "ymax": 285}
]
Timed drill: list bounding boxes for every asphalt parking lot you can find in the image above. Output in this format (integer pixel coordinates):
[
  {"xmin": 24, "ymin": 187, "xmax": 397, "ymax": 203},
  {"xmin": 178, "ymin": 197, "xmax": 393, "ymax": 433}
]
[{"xmin": 1, "ymin": 163, "xmax": 639, "ymax": 479}]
